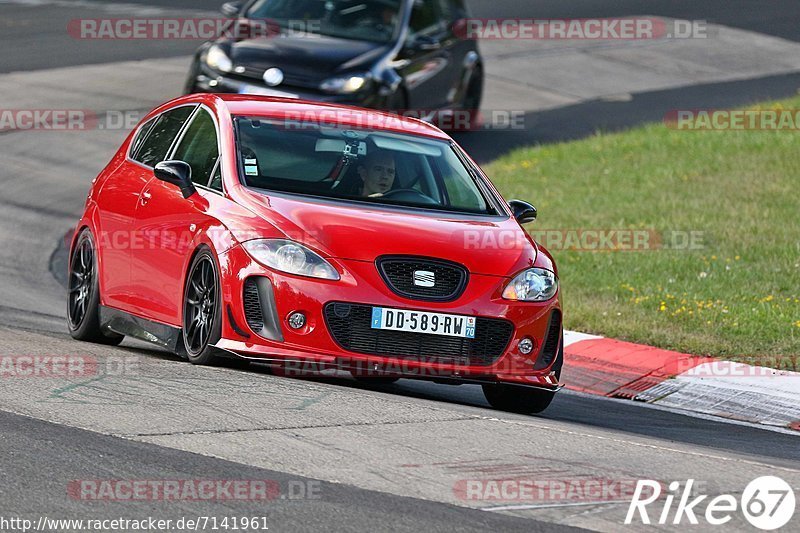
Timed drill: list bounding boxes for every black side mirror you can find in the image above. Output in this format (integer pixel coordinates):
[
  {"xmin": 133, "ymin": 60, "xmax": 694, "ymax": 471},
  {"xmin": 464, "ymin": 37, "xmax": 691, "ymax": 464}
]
[
  {"xmin": 154, "ymin": 161, "xmax": 196, "ymax": 199},
  {"xmin": 220, "ymin": 1, "xmax": 243, "ymax": 17},
  {"xmin": 411, "ymin": 34, "xmax": 442, "ymax": 51},
  {"xmin": 509, "ymin": 199, "xmax": 537, "ymax": 224}
]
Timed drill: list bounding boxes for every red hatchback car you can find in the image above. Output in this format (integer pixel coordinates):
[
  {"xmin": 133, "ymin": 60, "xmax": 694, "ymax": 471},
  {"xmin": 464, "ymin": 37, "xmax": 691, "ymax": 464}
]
[{"xmin": 67, "ymin": 94, "xmax": 562, "ymax": 413}]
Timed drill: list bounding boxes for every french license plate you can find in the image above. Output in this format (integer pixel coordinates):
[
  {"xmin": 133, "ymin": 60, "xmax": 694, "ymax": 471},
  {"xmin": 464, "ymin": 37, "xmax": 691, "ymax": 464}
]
[
  {"xmin": 237, "ymin": 84, "xmax": 299, "ymax": 98},
  {"xmin": 371, "ymin": 307, "xmax": 476, "ymax": 339}
]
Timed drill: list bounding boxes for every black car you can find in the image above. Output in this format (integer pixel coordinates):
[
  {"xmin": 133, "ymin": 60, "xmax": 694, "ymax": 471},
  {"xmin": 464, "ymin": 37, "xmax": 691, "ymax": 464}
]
[{"xmin": 185, "ymin": 0, "xmax": 483, "ymax": 116}]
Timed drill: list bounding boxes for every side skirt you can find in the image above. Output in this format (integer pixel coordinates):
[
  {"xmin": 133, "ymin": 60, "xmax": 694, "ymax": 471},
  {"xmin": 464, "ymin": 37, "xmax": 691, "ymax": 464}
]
[{"xmin": 99, "ymin": 306, "xmax": 184, "ymax": 355}]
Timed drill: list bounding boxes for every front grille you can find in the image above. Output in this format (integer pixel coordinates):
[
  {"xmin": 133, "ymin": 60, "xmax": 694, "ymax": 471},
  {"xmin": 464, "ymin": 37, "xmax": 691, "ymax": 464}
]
[
  {"xmin": 534, "ymin": 309, "xmax": 562, "ymax": 370},
  {"xmin": 234, "ymin": 66, "xmax": 321, "ymax": 89},
  {"xmin": 324, "ymin": 302, "xmax": 514, "ymax": 366},
  {"xmin": 377, "ymin": 256, "xmax": 468, "ymax": 302},
  {"xmin": 243, "ymin": 278, "xmax": 264, "ymax": 332}
]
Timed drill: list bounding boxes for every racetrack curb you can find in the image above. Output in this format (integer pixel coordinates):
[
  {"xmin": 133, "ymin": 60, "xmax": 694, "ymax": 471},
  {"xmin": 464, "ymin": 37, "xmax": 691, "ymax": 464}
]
[{"xmin": 562, "ymin": 331, "xmax": 800, "ymax": 431}]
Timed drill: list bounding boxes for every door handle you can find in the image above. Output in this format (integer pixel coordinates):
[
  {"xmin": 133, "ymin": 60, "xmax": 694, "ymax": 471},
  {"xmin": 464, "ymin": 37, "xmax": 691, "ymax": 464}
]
[{"xmin": 140, "ymin": 190, "xmax": 152, "ymax": 206}]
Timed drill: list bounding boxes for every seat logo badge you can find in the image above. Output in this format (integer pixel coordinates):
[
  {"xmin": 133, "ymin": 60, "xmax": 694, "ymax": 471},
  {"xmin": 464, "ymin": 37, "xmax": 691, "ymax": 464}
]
[
  {"xmin": 263, "ymin": 67, "xmax": 284, "ymax": 86},
  {"xmin": 413, "ymin": 270, "xmax": 435, "ymax": 288}
]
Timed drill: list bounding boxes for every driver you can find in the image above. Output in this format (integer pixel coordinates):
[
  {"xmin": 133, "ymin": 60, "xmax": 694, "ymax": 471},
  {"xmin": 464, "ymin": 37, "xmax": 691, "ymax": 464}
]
[{"xmin": 357, "ymin": 149, "xmax": 396, "ymax": 197}]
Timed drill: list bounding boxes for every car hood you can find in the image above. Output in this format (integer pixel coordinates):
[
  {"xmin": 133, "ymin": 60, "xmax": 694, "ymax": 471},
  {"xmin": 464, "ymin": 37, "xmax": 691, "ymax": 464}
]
[
  {"xmin": 226, "ymin": 33, "xmax": 389, "ymax": 84},
  {"xmin": 236, "ymin": 192, "xmax": 537, "ymax": 278}
]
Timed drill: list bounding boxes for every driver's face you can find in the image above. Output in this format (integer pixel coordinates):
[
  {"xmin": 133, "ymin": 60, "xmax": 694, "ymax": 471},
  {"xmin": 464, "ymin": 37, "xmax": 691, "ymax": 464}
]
[{"xmin": 359, "ymin": 152, "xmax": 396, "ymax": 196}]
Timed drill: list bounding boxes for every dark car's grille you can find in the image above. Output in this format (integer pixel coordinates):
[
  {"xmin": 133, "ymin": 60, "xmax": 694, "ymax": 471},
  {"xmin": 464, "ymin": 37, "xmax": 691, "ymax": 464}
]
[
  {"xmin": 243, "ymin": 278, "xmax": 264, "ymax": 332},
  {"xmin": 234, "ymin": 66, "xmax": 321, "ymax": 89},
  {"xmin": 534, "ymin": 310, "xmax": 562, "ymax": 370},
  {"xmin": 323, "ymin": 302, "xmax": 514, "ymax": 366},
  {"xmin": 377, "ymin": 256, "xmax": 468, "ymax": 302}
]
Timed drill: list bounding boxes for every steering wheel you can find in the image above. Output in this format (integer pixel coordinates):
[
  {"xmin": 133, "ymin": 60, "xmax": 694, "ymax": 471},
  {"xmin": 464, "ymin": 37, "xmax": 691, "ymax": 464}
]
[{"xmin": 381, "ymin": 188, "xmax": 438, "ymax": 205}]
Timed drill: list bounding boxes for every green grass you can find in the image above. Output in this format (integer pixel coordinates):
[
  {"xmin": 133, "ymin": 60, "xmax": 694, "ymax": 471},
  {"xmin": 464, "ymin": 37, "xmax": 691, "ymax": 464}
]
[{"xmin": 486, "ymin": 98, "xmax": 800, "ymax": 362}]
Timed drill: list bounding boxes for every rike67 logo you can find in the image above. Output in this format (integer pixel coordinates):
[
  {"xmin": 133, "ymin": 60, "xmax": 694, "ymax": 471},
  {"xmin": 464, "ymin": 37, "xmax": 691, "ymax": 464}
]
[{"xmin": 626, "ymin": 476, "xmax": 795, "ymax": 530}]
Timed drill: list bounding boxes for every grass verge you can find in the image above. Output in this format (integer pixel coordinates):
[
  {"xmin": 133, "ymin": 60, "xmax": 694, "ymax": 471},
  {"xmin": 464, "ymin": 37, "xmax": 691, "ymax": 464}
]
[{"xmin": 486, "ymin": 98, "xmax": 800, "ymax": 362}]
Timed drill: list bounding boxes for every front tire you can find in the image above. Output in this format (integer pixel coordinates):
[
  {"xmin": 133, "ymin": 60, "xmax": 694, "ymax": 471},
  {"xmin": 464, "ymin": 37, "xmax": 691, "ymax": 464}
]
[
  {"xmin": 182, "ymin": 249, "xmax": 222, "ymax": 365},
  {"xmin": 482, "ymin": 383, "xmax": 555, "ymax": 414},
  {"xmin": 67, "ymin": 229, "xmax": 124, "ymax": 345},
  {"xmin": 482, "ymin": 338, "xmax": 563, "ymax": 414}
]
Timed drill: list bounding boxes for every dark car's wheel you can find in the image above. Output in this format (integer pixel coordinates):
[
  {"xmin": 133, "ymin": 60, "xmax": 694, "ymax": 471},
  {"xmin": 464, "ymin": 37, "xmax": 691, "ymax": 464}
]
[
  {"xmin": 183, "ymin": 58, "xmax": 201, "ymax": 94},
  {"xmin": 461, "ymin": 65, "xmax": 483, "ymax": 112},
  {"xmin": 482, "ymin": 339, "xmax": 563, "ymax": 414},
  {"xmin": 182, "ymin": 249, "xmax": 222, "ymax": 365},
  {"xmin": 67, "ymin": 229, "xmax": 124, "ymax": 345},
  {"xmin": 382, "ymin": 88, "xmax": 407, "ymax": 112}
]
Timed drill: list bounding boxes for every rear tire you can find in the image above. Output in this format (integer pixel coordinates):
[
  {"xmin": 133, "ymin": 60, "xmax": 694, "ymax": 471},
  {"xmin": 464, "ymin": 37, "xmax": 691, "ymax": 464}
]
[
  {"xmin": 67, "ymin": 229, "xmax": 124, "ymax": 345},
  {"xmin": 182, "ymin": 248, "xmax": 222, "ymax": 365}
]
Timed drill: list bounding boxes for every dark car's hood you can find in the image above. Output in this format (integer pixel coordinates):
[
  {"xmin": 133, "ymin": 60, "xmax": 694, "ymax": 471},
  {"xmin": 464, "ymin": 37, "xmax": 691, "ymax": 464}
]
[
  {"xmin": 236, "ymin": 192, "xmax": 537, "ymax": 278},
  {"xmin": 226, "ymin": 33, "xmax": 389, "ymax": 84}
]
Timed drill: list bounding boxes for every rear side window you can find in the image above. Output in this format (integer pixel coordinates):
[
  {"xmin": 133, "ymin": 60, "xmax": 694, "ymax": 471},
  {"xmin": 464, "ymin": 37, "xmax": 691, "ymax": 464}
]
[
  {"xmin": 134, "ymin": 106, "xmax": 195, "ymax": 167},
  {"xmin": 130, "ymin": 117, "xmax": 156, "ymax": 158},
  {"xmin": 171, "ymin": 108, "xmax": 219, "ymax": 187}
]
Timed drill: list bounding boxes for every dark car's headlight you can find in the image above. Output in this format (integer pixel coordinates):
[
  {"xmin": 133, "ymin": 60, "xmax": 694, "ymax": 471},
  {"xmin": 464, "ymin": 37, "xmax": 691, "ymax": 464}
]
[
  {"xmin": 205, "ymin": 44, "xmax": 233, "ymax": 73},
  {"xmin": 319, "ymin": 73, "xmax": 372, "ymax": 94},
  {"xmin": 242, "ymin": 239, "xmax": 340, "ymax": 280},
  {"xmin": 502, "ymin": 268, "xmax": 558, "ymax": 302}
]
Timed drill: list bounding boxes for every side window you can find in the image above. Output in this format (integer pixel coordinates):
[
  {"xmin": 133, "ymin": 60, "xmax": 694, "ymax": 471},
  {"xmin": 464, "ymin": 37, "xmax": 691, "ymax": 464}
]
[
  {"xmin": 208, "ymin": 158, "xmax": 223, "ymax": 191},
  {"xmin": 130, "ymin": 117, "xmax": 156, "ymax": 159},
  {"xmin": 409, "ymin": 0, "xmax": 443, "ymax": 36},
  {"xmin": 134, "ymin": 106, "xmax": 195, "ymax": 167},
  {"xmin": 171, "ymin": 108, "xmax": 220, "ymax": 187}
]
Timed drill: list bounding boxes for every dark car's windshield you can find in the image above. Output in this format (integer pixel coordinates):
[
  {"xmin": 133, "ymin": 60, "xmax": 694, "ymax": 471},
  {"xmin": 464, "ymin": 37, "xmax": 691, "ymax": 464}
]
[
  {"xmin": 246, "ymin": 0, "xmax": 402, "ymax": 44},
  {"xmin": 234, "ymin": 116, "xmax": 499, "ymax": 215}
]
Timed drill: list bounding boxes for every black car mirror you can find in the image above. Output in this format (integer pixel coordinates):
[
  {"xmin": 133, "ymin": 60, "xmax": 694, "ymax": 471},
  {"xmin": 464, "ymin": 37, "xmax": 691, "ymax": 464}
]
[
  {"xmin": 403, "ymin": 34, "xmax": 442, "ymax": 56},
  {"xmin": 220, "ymin": 1, "xmax": 243, "ymax": 17},
  {"xmin": 154, "ymin": 161, "xmax": 197, "ymax": 199},
  {"xmin": 509, "ymin": 199, "xmax": 537, "ymax": 224},
  {"xmin": 412, "ymin": 34, "xmax": 442, "ymax": 51}
]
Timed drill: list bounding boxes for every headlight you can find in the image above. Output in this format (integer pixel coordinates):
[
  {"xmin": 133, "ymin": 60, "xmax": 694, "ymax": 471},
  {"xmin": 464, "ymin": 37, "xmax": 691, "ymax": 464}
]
[
  {"xmin": 502, "ymin": 268, "xmax": 558, "ymax": 302},
  {"xmin": 319, "ymin": 73, "xmax": 371, "ymax": 94},
  {"xmin": 242, "ymin": 239, "xmax": 340, "ymax": 280},
  {"xmin": 205, "ymin": 44, "xmax": 233, "ymax": 73}
]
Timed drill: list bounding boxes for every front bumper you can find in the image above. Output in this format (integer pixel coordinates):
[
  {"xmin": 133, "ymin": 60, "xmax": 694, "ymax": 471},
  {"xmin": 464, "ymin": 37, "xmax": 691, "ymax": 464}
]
[{"xmin": 216, "ymin": 245, "xmax": 562, "ymax": 390}]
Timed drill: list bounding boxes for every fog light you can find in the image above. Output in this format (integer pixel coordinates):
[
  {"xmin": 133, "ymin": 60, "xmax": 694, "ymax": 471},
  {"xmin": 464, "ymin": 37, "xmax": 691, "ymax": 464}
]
[
  {"xmin": 287, "ymin": 312, "xmax": 306, "ymax": 329},
  {"xmin": 518, "ymin": 337, "xmax": 534, "ymax": 355}
]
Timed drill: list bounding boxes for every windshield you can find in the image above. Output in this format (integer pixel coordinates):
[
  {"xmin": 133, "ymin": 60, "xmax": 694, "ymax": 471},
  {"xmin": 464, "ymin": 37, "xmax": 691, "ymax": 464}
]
[
  {"xmin": 234, "ymin": 117, "xmax": 499, "ymax": 215},
  {"xmin": 245, "ymin": 0, "xmax": 402, "ymax": 44}
]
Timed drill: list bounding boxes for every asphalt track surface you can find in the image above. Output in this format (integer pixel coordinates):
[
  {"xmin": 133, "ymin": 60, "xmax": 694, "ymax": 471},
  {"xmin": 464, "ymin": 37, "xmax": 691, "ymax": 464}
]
[{"xmin": 1, "ymin": 1, "xmax": 799, "ymax": 531}]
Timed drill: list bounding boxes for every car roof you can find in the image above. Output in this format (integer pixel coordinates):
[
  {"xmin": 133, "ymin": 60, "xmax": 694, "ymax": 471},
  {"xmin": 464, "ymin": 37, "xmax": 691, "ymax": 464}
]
[{"xmin": 189, "ymin": 93, "xmax": 451, "ymax": 141}]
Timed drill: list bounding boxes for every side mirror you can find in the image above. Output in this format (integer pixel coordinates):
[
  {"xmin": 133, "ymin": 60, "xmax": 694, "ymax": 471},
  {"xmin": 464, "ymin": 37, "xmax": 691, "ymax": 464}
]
[
  {"xmin": 154, "ymin": 161, "xmax": 196, "ymax": 199},
  {"xmin": 412, "ymin": 34, "xmax": 442, "ymax": 51},
  {"xmin": 509, "ymin": 199, "xmax": 537, "ymax": 224},
  {"xmin": 220, "ymin": 1, "xmax": 243, "ymax": 17}
]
